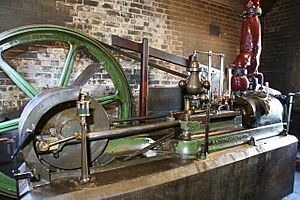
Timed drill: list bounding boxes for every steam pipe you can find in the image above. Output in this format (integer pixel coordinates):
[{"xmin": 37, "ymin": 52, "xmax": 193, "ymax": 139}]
[
  {"xmin": 255, "ymin": 72, "xmax": 264, "ymax": 88},
  {"xmin": 77, "ymin": 94, "xmax": 91, "ymax": 183},
  {"xmin": 88, "ymin": 120, "xmax": 180, "ymax": 141},
  {"xmin": 197, "ymin": 51, "xmax": 224, "ymax": 56},
  {"xmin": 219, "ymin": 54, "xmax": 224, "ymax": 96},
  {"xmin": 202, "ymin": 103, "xmax": 210, "ymax": 159},
  {"xmin": 227, "ymin": 68, "xmax": 232, "ymax": 95},
  {"xmin": 208, "ymin": 51, "xmax": 212, "ymax": 99},
  {"xmin": 231, "ymin": 0, "xmax": 262, "ymax": 92},
  {"xmin": 286, "ymin": 93, "xmax": 295, "ymax": 135},
  {"xmin": 201, "ymin": 79, "xmax": 211, "ymax": 159},
  {"xmin": 110, "ymin": 114, "xmax": 169, "ymax": 123},
  {"xmin": 140, "ymin": 38, "xmax": 149, "ymax": 117}
]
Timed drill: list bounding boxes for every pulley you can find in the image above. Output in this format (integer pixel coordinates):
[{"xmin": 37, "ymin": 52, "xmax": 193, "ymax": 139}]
[{"xmin": 18, "ymin": 87, "xmax": 110, "ymax": 170}]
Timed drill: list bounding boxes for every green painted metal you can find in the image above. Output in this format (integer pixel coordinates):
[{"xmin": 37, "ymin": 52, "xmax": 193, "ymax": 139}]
[
  {"xmin": 0, "ymin": 125, "xmax": 19, "ymax": 133},
  {"xmin": 105, "ymin": 137, "xmax": 153, "ymax": 155},
  {"xmin": 0, "ymin": 57, "xmax": 38, "ymax": 98},
  {"xmin": 180, "ymin": 121, "xmax": 202, "ymax": 136},
  {"xmin": 0, "ymin": 25, "xmax": 133, "ymax": 134},
  {"xmin": 173, "ymin": 123, "xmax": 283, "ymax": 159},
  {"xmin": 174, "ymin": 140, "xmax": 201, "ymax": 159},
  {"xmin": 0, "ymin": 118, "xmax": 19, "ymax": 134},
  {"xmin": 172, "ymin": 120, "xmax": 266, "ymax": 158},
  {"xmin": 180, "ymin": 120, "xmax": 237, "ymax": 136},
  {"xmin": 96, "ymin": 94, "xmax": 119, "ymax": 106},
  {"xmin": 58, "ymin": 43, "xmax": 78, "ymax": 86},
  {"xmin": 0, "ymin": 172, "xmax": 16, "ymax": 199},
  {"xmin": 173, "ymin": 133, "xmax": 245, "ymax": 159},
  {"xmin": 0, "ymin": 118, "xmax": 19, "ymax": 129}
]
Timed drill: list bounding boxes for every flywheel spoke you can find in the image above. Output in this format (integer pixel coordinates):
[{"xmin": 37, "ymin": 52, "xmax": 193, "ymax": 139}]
[
  {"xmin": 0, "ymin": 118, "xmax": 19, "ymax": 134},
  {"xmin": 0, "ymin": 55, "xmax": 38, "ymax": 98},
  {"xmin": 58, "ymin": 43, "xmax": 79, "ymax": 86},
  {"xmin": 96, "ymin": 94, "xmax": 120, "ymax": 106}
]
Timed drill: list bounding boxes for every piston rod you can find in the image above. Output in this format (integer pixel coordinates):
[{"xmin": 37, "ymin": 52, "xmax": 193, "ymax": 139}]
[
  {"xmin": 88, "ymin": 120, "xmax": 180, "ymax": 141},
  {"xmin": 110, "ymin": 113, "xmax": 170, "ymax": 123}
]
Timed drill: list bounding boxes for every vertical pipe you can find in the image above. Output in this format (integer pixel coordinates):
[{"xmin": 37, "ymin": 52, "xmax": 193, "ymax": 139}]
[
  {"xmin": 201, "ymin": 91, "xmax": 211, "ymax": 160},
  {"xmin": 204, "ymin": 104, "xmax": 210, "ymax": 153},
  {"xmin": 14, "ymin": 153, "xmax": 19, "ymax": 200},
  {"xmin": 219, "ymin": 54, "xmax": 224, "ymax": 96},
  {"xmin": 227, "ymin": 68, "xmax": 232, "ymax": 95},
  {"xmin": 208, "ymin": 51, "xmax": 212, "ymax": 84},
  {"xmin": 140, "ymin": 38, "xmax": 149, "ymax": 117},
  {"xmin": 77, "ymin": 94, "xmax": 90, "ymax": 183},
  {"xmin": 286, "ymin": 93, "xmax": 295, "ymax": 135},
  {"xmin": 202, "ymin": 51, "xmax": 212, "ymax": 158},
  {"xmin": 80, "ymin": 117, "xmax": 89, "ymax": 183},
  {"xmin": 208, "ymin": 51, "xmax": 212, "ymax": 99}
]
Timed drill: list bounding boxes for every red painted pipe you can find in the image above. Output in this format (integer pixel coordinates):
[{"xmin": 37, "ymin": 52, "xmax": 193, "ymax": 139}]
[{"xmin": 232, "ymin": 0, "xmax": 262, "ymax": 92}]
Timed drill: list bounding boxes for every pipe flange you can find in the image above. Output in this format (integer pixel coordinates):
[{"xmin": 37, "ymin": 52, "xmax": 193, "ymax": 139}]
[
  {"xmin": 188, "ymin": 67, "xmax": 200, "ymax": 72},
  {"xmin": 232, "ymin": 68, "xmax": 247, "ymax": 76},
  {"xmin": 243, "ymin": 7, "xmax": 262, "ymax": 16}
]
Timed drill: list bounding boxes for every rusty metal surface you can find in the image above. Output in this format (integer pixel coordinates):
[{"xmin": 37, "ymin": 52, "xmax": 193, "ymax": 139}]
[{"xmin": 23, "ymin": 135, "xmax": 298, "ymax": 200}]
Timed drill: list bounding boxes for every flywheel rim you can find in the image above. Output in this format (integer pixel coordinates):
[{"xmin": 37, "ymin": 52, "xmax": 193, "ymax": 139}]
[{"xmin": 0, "ymin": 24, "xmax": 133, "ymax": 134}]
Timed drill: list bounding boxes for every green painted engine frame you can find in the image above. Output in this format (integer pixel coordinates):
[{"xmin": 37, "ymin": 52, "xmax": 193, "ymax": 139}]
[
  {"xmin": 0, "ymin": 25, "xmax": 133, "ymax": 134},
  {"xmin": 0, "ymin": 172, "xmax": 16, "ymax": 199}
]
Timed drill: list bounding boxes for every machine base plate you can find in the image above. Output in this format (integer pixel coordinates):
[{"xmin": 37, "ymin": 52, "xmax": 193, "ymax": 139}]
[{"xmin": 22, "ymin": 135, "xmax": 298, "ymax": 200}]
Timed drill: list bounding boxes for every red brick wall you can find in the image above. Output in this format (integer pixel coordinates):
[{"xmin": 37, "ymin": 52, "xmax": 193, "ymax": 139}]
[
  {"xmin": 0, "ymin": 0, "xmax": 243, "ymax": 62},
  {"xmin": 58, "ymin": 0, "xmax": 243, "ymax": 64}
]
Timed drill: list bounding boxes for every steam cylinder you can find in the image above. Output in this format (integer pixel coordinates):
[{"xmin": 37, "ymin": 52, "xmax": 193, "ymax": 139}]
[{"xmin": 234, "ymin": 95, "xmax": 283, "ymax": 128}]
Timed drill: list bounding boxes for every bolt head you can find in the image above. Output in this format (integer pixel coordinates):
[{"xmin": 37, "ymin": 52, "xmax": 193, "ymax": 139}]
[
  {"xmin": 203, "ymin": 80, "xmax": 210, "ymax": 89},
  {"xmin": 178, "ymin": 80, "xmax": 187, "ymax": 88}
]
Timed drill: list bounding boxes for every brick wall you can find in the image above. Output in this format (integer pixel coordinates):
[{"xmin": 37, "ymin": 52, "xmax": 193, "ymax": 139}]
[
  {"xmin": 0, "ymin": 0, "xmax": 243, "ymax": 117},
  {"xmin": 0, "ymin": 1, "xmax": 72, "ymax": 31},
  {"xmin": 261, "ymin": 0, "xmax": 300, "ymax": 93}
]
